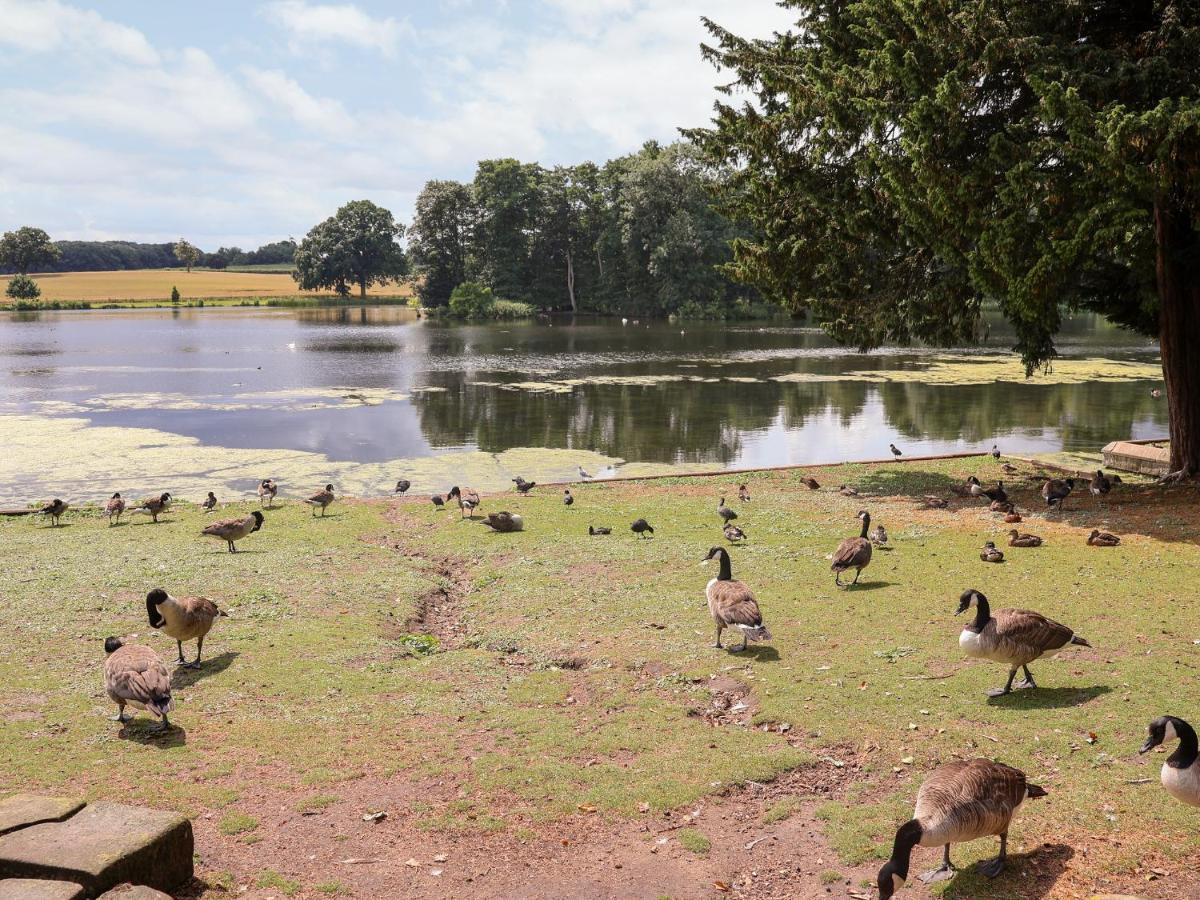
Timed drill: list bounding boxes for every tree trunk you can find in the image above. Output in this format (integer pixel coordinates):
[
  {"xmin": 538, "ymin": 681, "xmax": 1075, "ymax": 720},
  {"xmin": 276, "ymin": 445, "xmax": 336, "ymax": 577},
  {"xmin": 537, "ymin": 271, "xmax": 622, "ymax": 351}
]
[
  {"xmin": 360, "ymin": 280, "xmax": 367, "ymax": 300},
  {"xmin": 1154, "ymin": 196, "xmax": 1200, "ymax": 477},
  {"xmin": 566, "ymin": 248, "xmax": 577, "ymax": 313}
]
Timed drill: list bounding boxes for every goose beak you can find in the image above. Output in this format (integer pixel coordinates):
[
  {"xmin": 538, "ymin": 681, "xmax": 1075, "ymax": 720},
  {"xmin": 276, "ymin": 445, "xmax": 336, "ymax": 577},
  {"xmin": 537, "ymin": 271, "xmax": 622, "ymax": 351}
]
[
  {"xmin": 1139, "ymin": 736, "xmax": 1159, "ymax": 755},
  {"xmin": 699, "ymin": 559, "xmax": 711, "ymax": 566}
]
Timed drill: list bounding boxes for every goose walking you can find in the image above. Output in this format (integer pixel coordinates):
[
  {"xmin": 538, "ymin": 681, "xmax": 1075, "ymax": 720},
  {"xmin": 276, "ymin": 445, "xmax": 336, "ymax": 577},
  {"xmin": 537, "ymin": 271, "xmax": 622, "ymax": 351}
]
[
  {"xmin": 991, "ymin": 444, "xmax": 1001, "ymax": 460},
  {"xmin": 131, "ymin": 492, "xmax": 172, "ymax": 523},
  {"xmin": 831, "ymin": 510, "xmax": 872, "ymax": 587},
  {"xmin": 716, "ymin": 497, "xmax": 737, "ymax": 523},
  {"xmin": 146, "ymin": 588, "xmax": 227, "ymax": 668},
  {"xmin": 447, "ymin": 486, "xmax": 479, "ymax": 519},
  {"xmin": 39, "ymin": 498, "xmax": 68, "ymax": 526},
  {"xmin": 1042, "ymin": 477, "xmax": 1075, "ymax": 510},
  {"xmin": 105, "ymin": 492, "xmax": 125, "ymax": 525},
  {"xmin": 578, "ymin": 466, "xmax": 592, "ymax": 480},
  {"xmin": 201, "ymin": 510, "xmax": 264, "ymax": 553},
  {"xmin": 1140, "ymin": 716, "xmax": 1200, "ymax": 807},
  {"xmin": 701, "ymin": 547, "xmax": 771, "ymax": 651},
  {"xmin": 631, "ymin": 518, "xmax": 654, "ymax": 539},
  {"xmin": 304, "ymin": 484, "xmax": 335, "ymax": 516},
  {"xmin": 513, "ymin": 477, "xmax": 536, "ymax": 494},
  {"xmin": 431, "ymin": 494, "xmax": 445, "ymax": 509},
  {"xmin": 103, "ymin": 637, "xmax": 175, "ymax": 731}
]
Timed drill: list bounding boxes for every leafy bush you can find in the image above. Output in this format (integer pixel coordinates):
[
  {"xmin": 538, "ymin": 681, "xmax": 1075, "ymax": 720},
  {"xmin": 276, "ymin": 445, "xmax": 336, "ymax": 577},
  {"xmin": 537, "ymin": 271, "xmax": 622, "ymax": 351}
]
[
  {"xmin": 448, "ymin": 281, "xmax": 495, "ymax": 318},
  {"xmin": 5, "ymin": 274, "xmax": 40, "ymax": 300},
  {"xmin": 491, "ymin": 299, "xmax": 535, "ymax": 319},
  {"xmin": 170, "ymin": 285, "xmax": 180, "ymax": 302}
]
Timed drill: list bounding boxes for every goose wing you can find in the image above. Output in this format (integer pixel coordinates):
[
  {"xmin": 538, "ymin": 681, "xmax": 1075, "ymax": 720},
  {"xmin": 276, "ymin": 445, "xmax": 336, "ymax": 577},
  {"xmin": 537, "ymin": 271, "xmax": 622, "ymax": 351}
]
[
  {"xmin": 831, "ymin": 537, "xmax": 871, "ymax": 570},
  {"xmin": 915, "ymin": 759, "xmax": 1028, "ymax": 839},
  {"xmin": 106, "ymin": 646, "xmax": 173, "ymax": 709},
  {"xmin": 181, "ymin": 595, "xmax": 222, "ymax": 620},
  {"xmin": 202, "ymin": 516, "xmax": 249, "ymax": 539},
  {"xmin": 708, "ymin": 580, "xmax": 763, "ymax": 627},
  {"xmin": 992, "ymin": 608, "xmax": 1076, "ymax": 652}
]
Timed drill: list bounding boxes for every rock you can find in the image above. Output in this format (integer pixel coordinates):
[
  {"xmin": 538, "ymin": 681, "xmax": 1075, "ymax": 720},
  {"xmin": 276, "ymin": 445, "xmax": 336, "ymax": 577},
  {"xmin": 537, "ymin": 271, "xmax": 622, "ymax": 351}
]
[
  {"xmin": 0, "ymin": 801, "xmax": 192, "ymax": 895},
  {"xmin": 0, "ymin": 796, "xmax": 86, "ymax": 837},
  {"xmin": 98, "ymin": 885, "xmax": 174, "ymax": 899},
  {"xmin": 0, "ymin": 880, "xmax": 85, "ymax": 900}
]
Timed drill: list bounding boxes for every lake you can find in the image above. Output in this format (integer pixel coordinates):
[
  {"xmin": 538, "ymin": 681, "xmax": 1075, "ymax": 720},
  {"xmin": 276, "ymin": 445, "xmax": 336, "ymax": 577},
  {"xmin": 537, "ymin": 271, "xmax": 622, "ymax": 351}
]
[{"xmin": 0, "ymin": 306, "xmax": 1165, "ymax": 503}]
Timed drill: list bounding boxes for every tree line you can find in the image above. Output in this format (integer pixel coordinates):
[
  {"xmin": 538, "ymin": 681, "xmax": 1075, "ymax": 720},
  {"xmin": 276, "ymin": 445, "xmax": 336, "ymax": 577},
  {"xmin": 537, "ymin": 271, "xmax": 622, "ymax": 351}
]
[{"xmin": 0, "ymin": 236, "xmax": 295, "ymax": 274}]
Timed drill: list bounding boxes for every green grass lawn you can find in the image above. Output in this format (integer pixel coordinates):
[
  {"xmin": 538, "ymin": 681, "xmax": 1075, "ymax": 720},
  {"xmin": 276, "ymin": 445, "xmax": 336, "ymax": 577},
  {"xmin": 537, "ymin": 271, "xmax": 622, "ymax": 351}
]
[{"xmin": 0, "ymin": 457, "xmax": 1195, "ymax": 897}]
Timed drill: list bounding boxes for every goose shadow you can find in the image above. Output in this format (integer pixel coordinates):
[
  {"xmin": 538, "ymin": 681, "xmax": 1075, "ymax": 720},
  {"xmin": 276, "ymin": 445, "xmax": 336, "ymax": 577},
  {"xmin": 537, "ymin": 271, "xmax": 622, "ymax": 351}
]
[
  {"xmin": 206, "ymin": 548, "xmax": 267, "ymax": 555},
  {"xmin": 843, "ymin": 580, "xmax": 898, "ymax": 591},
  {"xmin": 942, "ymin": 842, "xmax": 1074, "ymax": 899},
  {"xmin": 731, "ymin": 645, "xmax": 780, "ymax": 662},
  {"xmin": 171, "ymin": 650, "xmax": 238, "ymax": 688},
  {"xmin": 117, "ymin": 720, "xmax": 187, "ymax": 748},
  {"xmin": 986, "ymin": 684, "xmax": 1111, "ymax": 710}
]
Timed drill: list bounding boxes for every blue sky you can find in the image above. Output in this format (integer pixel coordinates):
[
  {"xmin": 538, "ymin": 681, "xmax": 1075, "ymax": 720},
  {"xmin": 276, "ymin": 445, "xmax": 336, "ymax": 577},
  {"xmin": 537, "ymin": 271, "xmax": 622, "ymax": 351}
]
[{"xmin": 0, "ymin": 1, "xmax": 794, "ymax": 249}]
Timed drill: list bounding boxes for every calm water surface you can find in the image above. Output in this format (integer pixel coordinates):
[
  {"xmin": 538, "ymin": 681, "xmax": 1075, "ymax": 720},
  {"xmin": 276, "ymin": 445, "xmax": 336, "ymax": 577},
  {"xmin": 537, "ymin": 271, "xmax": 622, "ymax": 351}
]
[{"xmin": 0, "ymin": 306, "xmax": 1165, "ymax": 498}]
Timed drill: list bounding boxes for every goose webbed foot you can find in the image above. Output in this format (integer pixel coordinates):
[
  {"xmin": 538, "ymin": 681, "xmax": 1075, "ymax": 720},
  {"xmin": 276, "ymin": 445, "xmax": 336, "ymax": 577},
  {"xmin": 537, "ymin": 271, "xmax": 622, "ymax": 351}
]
[
  {"xmin": 154, "ymin": 716, "xmax": 172, "ymax": 733},
  {"xmin": 986, "ymin": 686, "xmax": 1011, "ymax": 697},
  {"xmin": 1015, "ymin": 665, "xmax": 1037, "ymax": 689},
  {"xmin": 917, "ymin": 863, "xmax": 956, "ymax": 884},
  {"xmin": 111, "ymin": 711, "xmax": 128, "ymax": 723},
  {"xmin": 977, "ymin": 856, "xmax": 1006, "ymax": 878},
  {"xmin": 180, "ymin": 660, "xmax": 201, "ymax": 670}
]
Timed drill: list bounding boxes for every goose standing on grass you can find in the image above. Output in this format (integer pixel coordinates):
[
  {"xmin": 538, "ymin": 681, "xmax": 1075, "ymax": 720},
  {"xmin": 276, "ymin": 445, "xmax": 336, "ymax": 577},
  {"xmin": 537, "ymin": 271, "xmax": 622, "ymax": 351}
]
[
  {"xmin": 103, "ymin": 637, "xmax": 174, "ymax": 731},
  {"xmin": 105, "ymin": 493, "xmax": 125, "ymax": 525},
  {"xmin": 202, "ymin": 491, "xmax": 217, "ymax": 512},
  {"xmin": 431, "ymin": 494, "xmax": 445, "ymax": 509},
  {"xmin": 39, "ymin": 498, "xmax": 68, "ymax": 526},
  {"xmin": 701, "ymin": 547, "xmax": 771, "ymax": 651},
  {"xmin": 1140, "ymin": 716, "xmax": 1200, "ymax": 807},
  {"xmin": 631, "ymin": 518, "xmax": 654, "ymax": 539},
  {"xmin": 201, "ymin": 510, "xmax": 264, "ymax": 553},
  {"xmin": 1087, "ymin": 528, "xmax": 1121, "ymax": 546},
  {"xmin": 723, "ymin": 523, "xmax": 746, "ymax": 543},
  {"xmin": 876, "ymin": 758, "xmax": 1047, "ymax": 897},
  {"xmin": 1007, "ymin": 529, "xmax": 1043, "ymax": 548},
  {"xmin": 305, "ymin": 484, "xmax": 335, "ymax": 516},
  {"xmin": 563, "ymin": 489, "xmax": 574, "ymax": 507},
  {"xmin": 481, "ymin": 511, "xmax": 524, "ymax": 533},
  {"xmin": 955, "ymin": 588, "xmax": 1091, "ymax": 696},
  {"xmin": 513, "ymin": 477, "xmax": 536, "ymax": 494},
  {"xmin": 588, "ymin": 525, "xmax": 611, "ymax": 536},
  {"xmin": 890, "ymin": 443, "xmax": 903, "ymax": 458},
  {"xmin": 131, "ymin": 492, "xmax": 172, "ymax": 523},
  {"xmin": 146, "ymin": 588, "xmax": 226, "ymax": 668},
  {"xmin": 258, "ymin": 479, "xmax": 277, "ymax": 507},
  {"xmin": 870, "ymin": 522, "xmax": 888, "ymax": 547},
  {"xmin": 803, "ymin": 477, "xmax": 820, "ymax": 491},
  {"xmin": 717, "ymin": 497, "xmax": 737, "ymax": 523},
  {"xmin": 980, "ymin": 542, "xmax": 1004, "ymax": 563},
  {"xmin": 982, "ymin": 481, "xmax": 1008, "ymax": 504},
  {"xmin": 831, "ymin": 510, "xmax": 873, "ymax": 587},
  {"xmin": 738, "ymin": 484, "xmax": 751, "ymax": 502},
  {"xmin": 1042, "ymin": 477, "xmax": 1075, "ymax": 510},
  {"xmin": 1089, "ymin": 469, "xmax": 1112, "ymax": 500},
  {"xmin": 447, "ymin": 486, "xmax": 479, "ymax": 519},
  {"xmin": 991, "ymin": 444, "xmax": 1001, "ymax": 460}
]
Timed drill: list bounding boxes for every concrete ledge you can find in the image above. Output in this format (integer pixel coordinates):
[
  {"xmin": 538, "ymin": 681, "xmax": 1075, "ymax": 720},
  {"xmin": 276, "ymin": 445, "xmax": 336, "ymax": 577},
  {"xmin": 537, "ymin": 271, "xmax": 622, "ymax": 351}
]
[
  {"xmin": 0, "ymin": 880, "xmax": 84, "ymax": 900},
  {"xmin": 98, "ymin": 886, "xmax": 173, "ymax": 900},
  {"xmin": 0, "ymin": 795, "xmax": 86, "ymax": 838},
  {"xmin": 1102, "ymin": 439, "xmax": 1169, "ymax": 476}
]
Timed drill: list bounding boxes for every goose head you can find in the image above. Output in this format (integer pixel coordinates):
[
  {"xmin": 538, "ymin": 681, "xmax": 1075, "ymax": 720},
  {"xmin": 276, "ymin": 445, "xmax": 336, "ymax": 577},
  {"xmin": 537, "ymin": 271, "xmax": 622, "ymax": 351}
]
[
  {"xmin": 700, "ymin": 546, "xmax": 726, "ymax": 565},
  {"xmin": 104, "ymin": 636, "xmax": 124, "ymax": 654},
  {"xmin": 249, "ymin": 510, "xmax": 265, "ymax": 532},
  {"xmin": 1141, "ymin": 716, "xmax": 1184, "ymax": 754},
  {"xmin": 956, "ymin": 588, "xmax": 986, "ymax": 615},
  {"xmin": 146, "ymin": 588, "xmax": 168, "ymax": 628}
]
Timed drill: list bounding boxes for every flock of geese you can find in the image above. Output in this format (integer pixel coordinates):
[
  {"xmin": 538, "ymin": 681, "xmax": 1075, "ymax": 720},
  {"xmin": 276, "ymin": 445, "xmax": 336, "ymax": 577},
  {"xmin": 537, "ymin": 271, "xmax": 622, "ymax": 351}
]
[{"xmin": 20, "ymin": 449, "xmax": 1197, "ymax": 896}]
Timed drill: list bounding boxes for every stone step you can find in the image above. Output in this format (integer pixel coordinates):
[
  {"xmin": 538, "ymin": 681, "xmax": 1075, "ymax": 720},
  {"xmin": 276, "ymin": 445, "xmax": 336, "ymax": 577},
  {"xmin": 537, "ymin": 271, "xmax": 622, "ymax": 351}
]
[
  {"xmin": 0, "ymin": 795, "xmax": 86, "ymax": 837},
  {"xmin": 99, "ymin": 886, "xmax": 174, "ymax": 900},
  {"xmin": 0, "ymin": 880, "xmax": 85, "ymax": 900}
]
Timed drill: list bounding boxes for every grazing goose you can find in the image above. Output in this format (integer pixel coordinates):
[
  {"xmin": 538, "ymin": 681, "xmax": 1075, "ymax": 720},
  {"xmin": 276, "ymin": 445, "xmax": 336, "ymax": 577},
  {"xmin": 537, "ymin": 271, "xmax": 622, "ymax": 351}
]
[
  {"xmin": 701, "ymin": 547, "xmax": 771, "ymax": 651},
  {"xmin": 563, "ymin": 489, "xmax": 574, "ymax": 507},
  {"xmin": 1003, "ymin": 512, "xmax": 1023, "ymax": 524},
  {"xmin": 877, "ymin": 758, "xmax": 1046, "ymax": 897},
  {"xmin": 870, "ymin": 523, "xmax": 888, "ymax": 547},
  {"xmin": 831, "ymin": 510, "xmax": 872, "ymax": 587},
  {"xmin": 1089, "ymin": 469, "xmax": 1112, "ymax": 499},
  {"xmin": 447, "ymin": 485, "xmax": 480, "ymax": 519},
  {"xmin": 991, "ymin": 444, "xmax": 1001, "ymax": 460},
  {"xmin": 802, "ymin": 477, "xmax": 820, "ymax": 490},
  {"xmin": 890, "ymin": 443, "xmax": 902, "ymax": 458},
  {"xmin": 304, "ymin": 484, "xmax": 335, "ymax": 516},
  {"xmin": 980, "ymin": 541, "xmax": 1005, "ymax": 563},
  {"xmin": 956, "ymin": 588, "xmax": 1091, "ymax": 696},
  {"xmin": 105, "ymin": 492, "xmax": 125, "ymax": 525},
  {"xmin": 394, "ymin": 479, "xmax": 412, "ymax": 494},
  {"xmin": 431, "ymin": 494, "xmax": 445, "ymax": 509},
  {"xmin": 131, "ymin": 492, "xmax": 172, "ymax": 523},
  {"xmin": 982, "ymin": 481, "xmax": 1008, "ymax": 504},
  {"xmin": 588, "ymin": 525, "xmax": 611, "ymax": 536},
  {"xmin": 1001, "ymin": 463, "xmax": 1019, "ymax": 476},
  {"xmin": 1087, "ymin": 528, "xmax": 1120, "ymax": 546},
  {"xmin": 202, "ymin": 491, "xmax": 218, "ymax": 512},
  {"xmin": 723, "ymin": 523, "xmax": 746, "ymax": 543},
  {"xmin": 481, "ymin": 511, "xmax": 524, "ymax": 533},
  {"xmin": 103, "ymin": 637, "xmax": 174, "ymax": 731},
  {"xmin": 40, "ymin": 498, "xmax": 68, "ymax": 526},
  {"xmin": 631, "ymin": 518, "xmax": 654, "ymax": 539},
  {"xmin": 839, "ymin": 484, "xmax": 860, "ymax": 497},
  {"xmin": 1140, "ymin": 716, "xmax": 1200, "ymax": 807},
  {"xmin": 921, "ymin": 495, "xmax": 948, "ymax": 509},
  {"xmin": 1041, "ymin": 477, "xmax": 1074, "ymax": 509},
  {"xmin": 1007, "ymin": 529, "xmax": 1043, "ymax": 547},
  {"xmin": 716, "ymin": 497, "xmax": 737, "ymax": 523},
  {"xmin": 738, "ymin": 484, "xmax": 751, "ymax": 502},
  {"xmin": 146, "ymin": 588, "xmax": 226, "ymax": 668},
  {"xmin": 201, "ymin": 510, "xmax": 263, "ymax": 553},
  {"xmin": 258, "ymin": 479, "xmax": 277, "ymax": 507}
]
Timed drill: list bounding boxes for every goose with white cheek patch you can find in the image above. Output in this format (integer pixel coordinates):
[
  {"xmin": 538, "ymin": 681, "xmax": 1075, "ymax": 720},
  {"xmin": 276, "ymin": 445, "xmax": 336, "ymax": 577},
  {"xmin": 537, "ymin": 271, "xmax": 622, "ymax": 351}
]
[
  {"xmin": 146, "ymin": 588, "xmax": 227, "ymax": 668},
  {"xmin": 304, "ymin": 484, "xmax": 335, "ymax": 517},
  {"xmin": 877, "ymin": 758, "xmax": 1046, "ymax": 897},
  {"xmin": 201, "ymin": 510, "xmax": 264, "ymax": 553},
  {"xmin": 700, "ymin": 546, "xmax": 771, "ymax": 652},
  {"xmin": 202, "ymin": 491, "xmax": 217, "ymax": 512},
  {"xmin": 258, "ymin": 479, "xmax": 278, "ymax": 507},
  {"xmin": 1140, "ymin": 716, "xmax": 1200, "ymax": 807},
  {"xmin": 830, "ymin": 510, "xmax": 872, "ymax": 587},
  {"xmin": 105, "ymin": 492, "xmax": 125, "ymax": 525},
  {"xmin": 130, "ymin": 492, "xmax": 172, "ymax": 523},
  {"xmin": 956, "ymin": 589, "xmax": 1091, "ymax": 697},
  {"xmin": 40, "ymin": 498, "xmax": 68, "ymax": 526},
  {"xmin": 103, "ymin": 637, "xmax": 175, "ymax": 731}
]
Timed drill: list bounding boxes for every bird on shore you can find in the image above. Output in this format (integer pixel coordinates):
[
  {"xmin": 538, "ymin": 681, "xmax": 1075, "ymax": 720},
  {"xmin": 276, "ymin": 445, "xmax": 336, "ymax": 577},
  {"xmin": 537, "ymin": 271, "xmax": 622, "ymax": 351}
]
[
  {"xmin": 145, "ymin": 588, "xmax": 227, "ymax": 668},
  {"xmin": 563, "ymin": 489, "xmax": 574, "ymax": 507},
  {"xmin": 448, "ymin": 486, "xmax": 480, "ymax": 519},
  {"xmin": 513, "ymin": 477, "xmax": 536, "ymax": 494},
  {"xmin": 966, "ymin": 476, "xmax": 985, "ymax": 498},
  {"xmin": 1007, "ymin": 529, "xmax": 1043, "ymax": 548},
  {"xmin": 105, "ymin": 492, "xmax": 125, "ymax": 525},
  {"xmin": 130, "ymin": 492, "xmax": 172, "ymax": 524},
  {"xmin": 738, "ymin": 484, "xmax": 751, "ymax": 502},
  {"xmin": 103, "ymin": 637, "xmax": 174, "ymax": 731},
  {"xmin": 631, "ymin": 518, "xmax": 654, "ymax": 539},
  {"xmin": 717, "ymin": 497, "xmax": 737, "ymax": 523},
  {"xmin": 201, "ymin": 510, "xmax": 264, "ymax": 553},
  {"xmin": 481, "ymin": 511, "xmax": 524, "ymax": 533},
  {"xmin": 831, "ymin": 510, "xmax": 872, "ymax": 587},
  {"xmin": 394, "ymin": 479, "xmax": 411, "ymax": 494},
  {"xmin": 956, "ymin": 588, "xmax": 1091, "ymax": 696},
  {"xmin": 304, "ymin": 484, "xmax": 335, "ymax": 516},
  {"xmin": 701, "ymin": 546, "xmax": 771, "ymax": 652},
  {"xmin": 723, "ymin": 523, "xmax": 746, "ymax": 543},
  {"xmin": 578, "ymin": 466, "xmax": 592, "ymax": 480},
  {"xmin": 1140, "ymin": 716, "xmax": 1200, "ymax": 807},
  {"xmin": 870, "ymin": 522, "xmax": 888, "ymax": 547},
  {"xmin": 1042, "ymin": 477, "xmax": 1075, "ymax": 510},
  {"xmin": 921, "ymin": 495, "xmax": 948, "ymax": 509},
  {"xmin": 980, "ymin": 542, "xmax": 1004, "ymax": 563},
  {"xmin": 991, "ymin": 444, "xmax": 1001, "ymax": 460},
  {"xmin": 1089, "ymin": 470, "xmax": 1112, "ymax": 499},
  {"xmin": 202, "ymin": 491, "xmax": 217, "ymax": 512},
  {"xmin": 802, "ymin": 477, "xmax": 820, "ymax": 490},
  {"xmin": 890, "ymin": 443, "xmax": 902, "ymax": 458},
  {"xmin": 258, "ymin": 479, "xmax": 277, "ymax": 507},
  {"xmin": 39, "ymin": 498, "xmax": 68, "ymax": 526},
  {"xmin": 982, "ymin": 481, "xmax": 1008, "ymax": 504},
  {"xmin": 1087, "ymin": 529, "xmax": 1121, "ymax": 546},
  {"xmin": 431, "ymin": 494, "xmax": 445, "ymax": 509},
  {"xmin": 588, "ymin": 525, "xmax": 611, "ymax": 536},
  {"xmin": 876, "ymin": 758, "xmax": 1046, "ymax": 897},
  {"xmin": 839, "ymin": 485, "xmax": 859, "ymax": 497},
  {"xmin": 1001, "ymin": 463, "xmax": 1019, "ymax": 476}
]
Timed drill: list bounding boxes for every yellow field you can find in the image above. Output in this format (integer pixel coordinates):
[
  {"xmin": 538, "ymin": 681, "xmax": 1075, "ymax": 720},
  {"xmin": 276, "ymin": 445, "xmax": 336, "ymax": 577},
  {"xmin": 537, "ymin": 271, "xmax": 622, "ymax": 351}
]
[{"xmin": 16, "ymin": 269, "xmax": 411, "ymax": 302}]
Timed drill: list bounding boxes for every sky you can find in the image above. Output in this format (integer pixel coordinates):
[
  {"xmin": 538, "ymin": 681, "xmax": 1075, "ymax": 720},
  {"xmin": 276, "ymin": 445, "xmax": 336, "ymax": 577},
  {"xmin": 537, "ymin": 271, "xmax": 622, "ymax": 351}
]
[{"xmin": 0, "ymin": 0, "xmax": 795, "ymax": 249}]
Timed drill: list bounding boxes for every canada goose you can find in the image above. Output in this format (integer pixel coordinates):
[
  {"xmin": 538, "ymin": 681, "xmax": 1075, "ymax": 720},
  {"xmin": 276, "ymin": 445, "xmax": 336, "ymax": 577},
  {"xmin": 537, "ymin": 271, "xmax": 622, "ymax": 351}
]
[
  {"xmin": 304, "ymin": 484, "xmax": 335, "ymax": 516},
  {"xmin": 1042, "ymin": 478, "xmax": 1074, "ymax": 509},
  {"xmin": 258, "ymin": 479, "xmax": 277, "ymax": 507},
  {"xmin": 876, "ymin": 758, "xmax": 1047, "ymax": 897},
  {"xmin": 131, "ymin": 492, "xmax": 172, "ymax": 523},
  {"xmin": 716, "ymin": 497, "xmax": 737, "ymax": 523},
  {"xmin": 202, "ymin": 491, "xmax": 217, "ymax": 511},
  {"xmin": 1003, "ymin": 512, "xmax": 1023, "ymax": 524},
  {"xmin": 578, "ymin": 466, "xmax": 592, "ymax": 480},
  {"xmin": 980, "ymin": 542, "xmax": 1004, "ymax": 563},
  {"xmin": 839, "ymin": 485, "xmax": 859, "ymax": 497},
  {"xmin": 982, "ymin": 481, "xmax": 1008, "ymax": 504},
  {"xmin": 738, "ymin": 484, "xmax": 751, "ymax": 502},
  {"xmin": 1089, "ymin": 470, "xmax": 1112, "ymax": 498},
  {"xmin": 481, "ymin": 511, "xmax": 524, "ymax": 533},
  {"xmin": 1087, "ymin": 529, "xmax": 1120, "ymax": 546},
  {"xmin": 802, "ymin": 477, "xmax": 820, "ymax": 490},
  {"xmin": 991, "ymin": 444, "xmax": 1001, "ymax": 460},
  {"xmin": 1151, "ymin": 388, "xmax": 1163, "ymax": 398},
  {"xmin": 1007, "ymin": 529, "xmax": 1043, "ymax": 548},
  {"xmin": 631, "ymin": 518, "xmax": 654, "ymax": 538},
  {"xmin": 513, "ymin": 477, "xmax": 536, "ymax": 494},
  {"xmin": 723, "ymin": 524, "xmax": 746, "ymax": 543},
  {"xmin": 146, "ymin": 588, "xmax": 226, "ymax": 668},
  {"xmin": 105, "ymin": 493, "xmax": 125, "ymax": 525},
  {"xmin": 921, "ymin": 495, "xmax": 948, "ymax": 509},
  {"xmin": 956, "ymin": 588, "xmax": 1091, "ymax": 696},
  {"xmin": 394, "ymin": 479, "xmax": 411, "ymax": 494},
  {"xmin": 831, "ymin": 510, "xmax": 872, "ymax": 587},
  {"xmin": 103, "ymin": 637, "xmax": 174, "ymax": 731},
  {"xmin": 201, "ymin": 510, "xmax": 264, "ymax": 552},
  {"xmin": 431, "ymin": 494, "xmax": 445, "ymax": 508},
  {"xmin": 588, "ymin": 525, "xmax": 611, "ymax": 536},
  {"xmin": 701, "ymin": 547, "xmax": 771, "ymax": 651},
  {"xmin": 870, "ymin": 523, "xmax": 888, "ymax": 547},
  {"xmin": 1140, "ymin": 716, "xmax": 1200, "ymax": 807},
  {"xmin": 40, "ymin": 498, "xmax": 68, "ymax": 526},
  {"xmin": 447, "ymin": 486, "xmax": 480, "ymax": 519},
  {"xmin": 890, "ymin": 443, "xmax": 902, "ymax": 457},
  {"xmin": 1001, "ymin": 463, "xmax": 1019, "ymax": 476},
  {"xmin": 563, "ymin": 489, "xmax": 574, "ymax": 507},
  {"xmin": 966, "ymin": 476, "xmax": 985, "ymax": 497}
]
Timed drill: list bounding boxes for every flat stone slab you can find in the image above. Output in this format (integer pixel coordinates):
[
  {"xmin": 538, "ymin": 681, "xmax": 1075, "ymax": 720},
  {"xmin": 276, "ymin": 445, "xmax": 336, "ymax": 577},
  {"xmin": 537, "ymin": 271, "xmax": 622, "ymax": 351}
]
[
  {"xmin": 0, "ymin": 879, "xmax": 84, "ymax": 900},
  {"xmin": 0, "ymin": 795, "xmax": 86, "ymax": 837},
  {"xmin": 98, "ymin": 886, "xmax": 173, "ymax": 900},
  {"xmin": 0, "ymin": 801, "xmax": 192, "ymax": 895}
]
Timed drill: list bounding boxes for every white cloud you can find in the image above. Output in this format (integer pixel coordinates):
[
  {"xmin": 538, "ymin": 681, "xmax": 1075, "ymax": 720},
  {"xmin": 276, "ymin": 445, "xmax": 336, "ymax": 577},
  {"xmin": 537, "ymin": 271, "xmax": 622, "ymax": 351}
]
[
  {"xmin": 241, "ymin": 67, "xmax": 356, "ymax": 138},
  {"xmin": 259, "ymin": 1, "xmax": 410, "ymax": 56},
  {"xmin": 0, "ymin": 0, "xmax": 159, "ymax": 65}
]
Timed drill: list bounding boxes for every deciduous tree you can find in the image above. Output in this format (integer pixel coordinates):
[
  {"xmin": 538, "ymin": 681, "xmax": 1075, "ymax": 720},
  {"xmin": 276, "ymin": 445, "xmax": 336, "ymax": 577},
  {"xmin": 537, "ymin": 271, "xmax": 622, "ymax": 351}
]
[
  {"xmin": 294, "ymin": 200, "xmax": 407, "ymax": 299},
  {"xmin": 0, "ymin": 227, "xmax": 59, "ymax": 275},
  {"xmin": 173, "ymin": 239, "xmax": 200, "ymax": 272}
]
